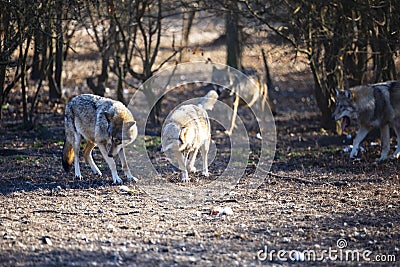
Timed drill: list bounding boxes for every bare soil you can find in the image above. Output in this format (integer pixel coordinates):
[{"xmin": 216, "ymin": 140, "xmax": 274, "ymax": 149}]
[{"xmin": 1, "ymin": 25, "xmax": 399, "ymax": 267}]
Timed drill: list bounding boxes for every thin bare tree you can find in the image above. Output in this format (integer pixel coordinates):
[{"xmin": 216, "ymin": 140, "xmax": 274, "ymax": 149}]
[{"xmin": 242, "ymin": 0, "xmax": 400, "ymax": 130}]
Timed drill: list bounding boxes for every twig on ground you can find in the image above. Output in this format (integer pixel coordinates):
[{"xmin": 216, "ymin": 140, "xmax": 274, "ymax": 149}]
[
  {"xmin": 266, "ymin": 171, "xmax": 385, "ymax": 186},
  {"xmin": 266, "ymin": 171, "xmax": 347, "ymax": 186}
]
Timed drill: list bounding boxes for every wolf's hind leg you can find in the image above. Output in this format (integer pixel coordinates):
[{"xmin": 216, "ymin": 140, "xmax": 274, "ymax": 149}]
[
  {"xmin": 73, "ymin": 133, "xmax": 83, "ymax": 179},
  {"xmin": 98, "ymin": 144, "xmax": 122, "ymax": 184},
  {"xmin": 378, "ymin": 125, "xmax": 390, "ymax": 161},
  {"xmin": 83, "ymin": 141, "xmax": 102, "ymax": 176},
  {"xmin": 200, "ymin": 141, "xmax": 210, "ymax": 177},
  {"xmin": 247, "ymin": 89, "xmax": 259, "ymax": 108},
  {"xmin": 188, "ymin": 148, "xmax": 199, "ymax": 173},
  {"xmin": 62, "ymin": 138, "xmax": 74, "ymax": 172},
  {"xmin": 350, "ymin": 127, "xmax": 369, "ymax": 159},
  {"xmin": 392, "ymin": 125, "xmax": 400, "ymax": 158},
  {"xmin": 118, "ymin": 149, "xmax": 138, "ymax": 182}
]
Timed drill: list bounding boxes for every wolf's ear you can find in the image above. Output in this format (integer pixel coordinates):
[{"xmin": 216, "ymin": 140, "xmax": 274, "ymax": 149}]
[{"xmin": 103, "ymin": 111, "xmax": 114, "ymax": 122}]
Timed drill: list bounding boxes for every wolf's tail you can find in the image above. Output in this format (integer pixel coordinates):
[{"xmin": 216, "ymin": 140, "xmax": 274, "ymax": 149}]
[
  {"xmin": 198, "ymin": 90, "xmax": 218, "ymax": 110},
  {"xmin": 62, "ymin": 139, "xmax": 74, "ymax": 172}
]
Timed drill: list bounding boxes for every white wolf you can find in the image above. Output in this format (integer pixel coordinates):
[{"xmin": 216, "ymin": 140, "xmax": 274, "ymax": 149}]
[{"xmin": 161, "ymin": 90, "xmax": 218, "ymax": 182}]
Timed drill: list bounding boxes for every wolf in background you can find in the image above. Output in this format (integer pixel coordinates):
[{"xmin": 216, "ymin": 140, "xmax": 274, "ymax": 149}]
[
  {"xmin": 161, "ymin": 90, "xmax": 218, "ymax": 182},
  {"xmin": 211, "ymin": 66, "xmax": 271, "ymax": 135},
  {"xmin": 332, "ymin": 81, "xmax": 400, "ymax": 161},
  {"xmin": 62, "ymin": 94, "xmax": 138, "ymax": 183}
]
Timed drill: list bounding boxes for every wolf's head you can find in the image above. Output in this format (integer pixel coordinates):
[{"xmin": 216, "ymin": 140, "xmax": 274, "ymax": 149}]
[
  {"xmin": 160, "ymin": 123, "xmax": 182, "ymax": 153},
  {"xmin": 211, "ymin": 66, "xmax": 234, "ymax": 89},
  {"xmin": 198, "ymin": 90, "xmax": 219, "ymax": 111},
  {"xmin": 104, "ymin": 110, "xmax": 137, "ymax": 157},
  {"xmin": 332, "ymin": 89, "xmax": 357, "ymax": 132}
]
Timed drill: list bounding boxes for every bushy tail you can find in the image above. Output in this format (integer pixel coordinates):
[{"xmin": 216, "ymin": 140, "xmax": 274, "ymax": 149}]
[
  {"xmin": 62, "ymin": 139, "xmax": 74, "ymax": 172},
  {"xmin": 198, "ymin": 90, "xmax": 218, "ymax": 110},
  {"xmin": 178, "ymin": 126, "xmax": 196, "ymax": 152}
]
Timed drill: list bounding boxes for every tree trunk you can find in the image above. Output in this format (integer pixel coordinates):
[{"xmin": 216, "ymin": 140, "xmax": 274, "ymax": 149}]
[
  {"xmin": 180, "ymin": 9, "xmax": 195, "ymax": 62},
  {"xmin": 116, "ymin": 62, "xmax": 125, "ymax": 104},
  {"xmin": 310, "ymin": 58, "xmax": 336, "ymax": 131},
  {"xmin": 225, "ymin": 4, "xmax": 241, "ymax": 69},
  {"xmin": 86, "ymin": 12, "xmax": 116, "ymax": 97},
  {"xmin": 21, "ymin": 36, "xmax": 32, "ymax": 127},
  {"xmin": 261, "ymin": 48, "xmax": 274, "ymax": 113},
  {"xmin": 143, "ymin": 82, "xmax": 161, "ymax": 124},
  {"xmin": 30, "ymin": 30, "xmax": 41, "ymax": 81},
  {"xmin": 0, "ymin": 2, "xmax": 11, "ymax": 120},
  {"xmin": 54, "ymin": 0, "xmax": 63, "ymax": 99},
  {"xmin": 48, "ymin": 33, "xmax": 60, "ymax": 100}
]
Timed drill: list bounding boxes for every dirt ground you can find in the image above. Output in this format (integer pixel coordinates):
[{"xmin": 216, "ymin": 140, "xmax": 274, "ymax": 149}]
[
  {"xmin": 1, "ymin": 18, "xmax": 399, "ymax": 266},
  {"xmin": 1, "ymin": 81, "xmax": 399, "ymax": 266}
]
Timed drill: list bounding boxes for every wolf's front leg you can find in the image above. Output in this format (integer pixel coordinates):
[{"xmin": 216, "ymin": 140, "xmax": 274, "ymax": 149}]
[
  {"xmin": 350, "ymin": 127, "xmax": 369, "ymax": 159},
  {"xmin": 118, "ymin": 149, "xmax": 138, "ymax": 182},
  {"xmin": 378, "ymin": 125, "xmax": 390, "ymax": 161},
  {"xmin": 225, "ymin": 94, "xmax": 240, "ymax": 136},
  {"xmin": 393, "ymin": 125, "xmax": 400, "ymax": 159},
  {"xmin": 176, "ymin": 151, "xmax": 189, "ymax": 182},
  {"xmin": 98, "ymin": 144, "xmax": 122, "ymax": 184}
]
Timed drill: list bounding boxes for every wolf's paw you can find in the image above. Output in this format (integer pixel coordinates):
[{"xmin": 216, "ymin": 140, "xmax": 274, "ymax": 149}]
[
  {"xmin": 349, "ymin": 151, "xmax": 358, "ymax": 159},
  {"xmin": 188, "ymin": 166, "xmax": 197, "ymax": 173},
  {"xmin": 113, "ymin": 176, "xmax": 123, "ymax": 184},
  {"xmin": 126, "ymin": 174, "xmax": 138, "ymax": 183},
  {"xmin": 377, "ymin": 155, "xmax": 389, "ymax": 162},
  {"xmin": 93, "ymin": 170, "xmax": 102, "ymax": 176},
  {"xmin": 75, "ymin": 173, "xmax": 83, "ymax": 180},
  {"xmin": 392, "ymin": 151, "xmax": 400, "ymax": 159},
  {"xmin": 202, "ymin": 170, "xmax": 209, "ymax": 177},
  {"xmin": 182, "ymin": 177, "xmax": 191, "ymax": 182},
  {"xmin": 181, "ymin": 171, "xmax": 190, "ymax": 182},
  {"xmin": 224, "ymin": 130, "xmax": 233, "ymax": 136}
]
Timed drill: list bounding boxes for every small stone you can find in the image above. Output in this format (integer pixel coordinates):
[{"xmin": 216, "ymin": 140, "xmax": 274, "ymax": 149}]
[{"xmin": 42, "ymin": 236, "xmax": 52, "ymax": 246}]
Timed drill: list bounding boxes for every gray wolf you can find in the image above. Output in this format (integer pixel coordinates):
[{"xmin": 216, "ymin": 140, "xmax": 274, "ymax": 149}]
[
  {"xmin": 161, "ymin": 90, "xmax": 218, "ymax": 182},
  {"xmin": 62, "ymin": 94, "xmax": 138, "ymax": 183},
  {"xmin": 211, "ymin": 66, "xmax": 270, "ymax": 135},
  {"xmin": 332, "ymin": 81, "xmax": 400, "ymax": 161}
]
